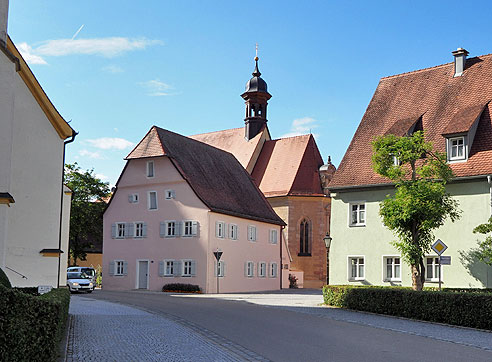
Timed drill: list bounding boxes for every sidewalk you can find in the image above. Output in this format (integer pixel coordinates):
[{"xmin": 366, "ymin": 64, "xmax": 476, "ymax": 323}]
[{"xmin": 65, "ymin": 295, "xmax": 249, "ymax": 361}]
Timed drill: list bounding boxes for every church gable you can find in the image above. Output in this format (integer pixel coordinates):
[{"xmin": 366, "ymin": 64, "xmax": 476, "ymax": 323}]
[{"xmin": 289, "ymin": 135, "xmax": 324, "ymax": 196}]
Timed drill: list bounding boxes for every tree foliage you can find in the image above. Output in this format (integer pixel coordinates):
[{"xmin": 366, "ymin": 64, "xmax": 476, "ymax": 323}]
[
  {"xmin": 372, "ymin": 131, "xmax": 460, "ymax": 290},
  {"xmin": 64, "ymin": 163, "xmax": 110, "ymax": 266},
  {"xmin": 473, "ymin": 217, "xmax": 492, "ymax": 266}
]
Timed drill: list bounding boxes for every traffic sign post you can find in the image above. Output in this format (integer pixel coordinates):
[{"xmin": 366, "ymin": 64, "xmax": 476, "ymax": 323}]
[
  {"xmin": 213, "ymin": 250, "xmax": 223, "ymax": 294},
  {"xmin": 431, "ymin": 239, "xmax": 448, "ymax": 291}
]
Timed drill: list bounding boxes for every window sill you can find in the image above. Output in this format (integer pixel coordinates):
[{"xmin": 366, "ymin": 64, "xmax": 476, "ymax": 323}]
[
  {"xmin": 348, "ymin": 278, "xmax": 365, "ymax": 282},
  {"xmin": 425, "ymin": 279, "xmax": 441, "ymax": 283},
  {"xmin": 348, "ymin": 224, "xmax": 366, "ymax": 228},
  {"xmin": 298, "ymin": 253, "xmax": 311, "ymax": 257},
  {"xmin": 384, "ymin": 279, "xmax": 402, "ymax": 282}
]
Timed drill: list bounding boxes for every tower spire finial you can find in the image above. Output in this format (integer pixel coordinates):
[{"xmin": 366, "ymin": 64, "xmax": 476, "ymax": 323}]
[
  {"xmin": 255, "ymin": 43, "xmax": 259, "ymax": 61},
  {"xmin": 253, "ymin": 43, "xmax": 261, "ymax": 77}
]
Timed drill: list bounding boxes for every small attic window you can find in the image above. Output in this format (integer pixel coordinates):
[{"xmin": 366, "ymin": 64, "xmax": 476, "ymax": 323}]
[
  {"xmin": 447, "ymin": 136, "xmax": 466, "ymax": 161},
  {"xmin": 147, "ymin": 161, "xmax": 154, "ymax": 178}
]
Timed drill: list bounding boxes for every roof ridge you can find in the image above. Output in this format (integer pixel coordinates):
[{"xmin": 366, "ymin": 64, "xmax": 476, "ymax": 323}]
[
  {"xmin": 190, "ymin": 127, "xmax": 242, "ymax": 137},
  {"xmin": 380, "ymin": 53, "xmax": 492, "ymax": 81},
  {"xmin": 273, "ymin": 133, "xmax": 312, "ymax": 141}
]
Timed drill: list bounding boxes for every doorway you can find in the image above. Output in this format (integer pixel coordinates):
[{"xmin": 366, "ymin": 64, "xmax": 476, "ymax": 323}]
[{"xmin": 137, "ymin": 260, "xmax": 149, "ymax": 289}]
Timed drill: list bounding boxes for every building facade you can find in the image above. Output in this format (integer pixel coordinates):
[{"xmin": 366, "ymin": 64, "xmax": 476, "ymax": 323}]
[
  {"xmin": 103, "ymin": 127, "xmax": 286, "ymax": 293},
  {"xmin": 329, "ymin": 48, "xmax": 492, "ymax": 288},
  {"xmin": 0, "ymin": 2, "xmax": 75, "ymax": 288}
]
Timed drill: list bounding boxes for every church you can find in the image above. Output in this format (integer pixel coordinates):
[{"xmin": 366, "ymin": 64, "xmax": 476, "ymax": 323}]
[{"xmin": 191, "ymin": 56, "xmax": 335, "ymax": 288}]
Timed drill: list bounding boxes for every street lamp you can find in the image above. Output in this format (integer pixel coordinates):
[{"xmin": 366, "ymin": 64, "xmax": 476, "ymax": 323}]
[{"xmin": 323, "ymin": 233, "xmax": 332, "ymax": 285}]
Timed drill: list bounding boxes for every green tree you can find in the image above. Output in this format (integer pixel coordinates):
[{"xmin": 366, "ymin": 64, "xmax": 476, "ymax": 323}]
[
  {"xmin": 372, "ymin": 131, "xmax": 460, "ymax": 290},
  {"xmin": 64, "ymin": 163, "xmax": 110, "ymax": 266},
  {"xmin": 473, "ymin": 217, "xmax": 492, "ymax": 266}
]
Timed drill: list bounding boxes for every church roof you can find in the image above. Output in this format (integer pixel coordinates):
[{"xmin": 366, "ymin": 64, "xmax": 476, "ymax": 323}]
[
  {"xmin": 330, "ymin": 52, "xmax": 492, "ymax": 189},
  {"xmin": 126, "ymin": 126, "xmax": 285, "ymax": 226},
  {"xmin": 190, "ymin": 127, "xmax": 266, "ymax": 171},
  {"xmin": 252, "ymin": 134, "xmax": 324, "ymax": 197}
]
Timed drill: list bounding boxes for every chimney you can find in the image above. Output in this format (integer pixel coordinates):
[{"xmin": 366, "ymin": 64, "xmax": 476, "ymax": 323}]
[
  {"xmin": 0, "ymin": 0, "xmax": 8, "ymax": 45},
  {"xmin": 452, "ymin": 47, "xmax": 469, "ymax": 77}
]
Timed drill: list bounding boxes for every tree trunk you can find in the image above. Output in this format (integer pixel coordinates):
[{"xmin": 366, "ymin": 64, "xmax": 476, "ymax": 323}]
[{"xmin": 411, "ymin": 264, "xmax": 423, "ymax": 290}]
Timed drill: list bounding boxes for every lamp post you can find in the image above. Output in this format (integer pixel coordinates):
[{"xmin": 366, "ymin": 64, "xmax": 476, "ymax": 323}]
[{"xmin": 323, "ymin": 233, "xmax": 332, "ymax": 285}]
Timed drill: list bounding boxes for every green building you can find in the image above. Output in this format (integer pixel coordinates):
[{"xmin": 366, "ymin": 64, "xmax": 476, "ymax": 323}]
[{"xmin": 328, "ymin": 48, "xmax": 492, "ymax": 288}]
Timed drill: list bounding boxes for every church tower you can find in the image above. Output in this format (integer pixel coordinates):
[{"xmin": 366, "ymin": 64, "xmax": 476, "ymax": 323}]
[{"xmin": 241, "ymin": 55, "xmax": 272, "ymax": 140}]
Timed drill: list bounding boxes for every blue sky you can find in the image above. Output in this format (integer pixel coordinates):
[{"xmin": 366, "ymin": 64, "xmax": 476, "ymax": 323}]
[{"xmin": 7, "ymin": 1, "xmax": 492, "ymax": 185}]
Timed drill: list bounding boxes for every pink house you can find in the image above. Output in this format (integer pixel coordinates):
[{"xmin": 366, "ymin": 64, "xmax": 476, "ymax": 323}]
[{"xmin": 103, "ymin": 126, "xmax": 287, "ymax": 293}]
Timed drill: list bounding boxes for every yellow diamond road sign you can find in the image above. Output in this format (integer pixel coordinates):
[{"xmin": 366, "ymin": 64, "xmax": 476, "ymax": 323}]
[{"xmin": 432, "ymin": 239, "xmax": 447, "ymax": 255}]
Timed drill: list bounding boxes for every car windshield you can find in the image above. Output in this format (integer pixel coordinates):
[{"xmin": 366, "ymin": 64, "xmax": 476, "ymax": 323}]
[{"xmin": 67, "ymin": 272, "xmax": 91, "ymax": 279}]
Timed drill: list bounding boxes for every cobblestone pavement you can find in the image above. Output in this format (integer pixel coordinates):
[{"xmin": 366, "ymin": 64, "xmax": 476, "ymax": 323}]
[
  {"xmin": 179, "ymin": 289, "xmax": 492, "ymax": 352},
  {"xmin": 66, "ymin": 295, "xmax": 269, "ymax": 361}
]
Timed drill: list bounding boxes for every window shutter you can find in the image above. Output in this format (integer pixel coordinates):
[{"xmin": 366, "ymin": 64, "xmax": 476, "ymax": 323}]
[
  {"xmin": 228, "ymin": 224, "xmax": 232, "ymax": 239},
  {"xmin": 158, "ymin": 261, "xmax": 164, "ymax": 277},
  {"xmin": 236, "ymin": 225, "xmax": 239, "ymax": 240},
  {"xmin": 244, "ymin": 262, "xmax": 248, "ymax": 277},
  {"xmin": 111, "ymin": 224, "xmax": 117, "ymax": 239},
  {"xmin": 176, "ymin": 221, "xmax": 183, "ymax": 237},
  {"xmin": 253, "ymin": 227, "xmax": 257, "ymax": 241},
  {"xmin": 215, "ymin": 221, "xmax": 220, "ymax": 237},
  {"xmin": 174, "ymin": 260, "xmax": 182, "ymax": 277},
  {"xmin": 126, "ymin": 223, "xmax": 134, "ymax": 238},
  {"xmin": 128, "ymin": 194, "xmax": 133, "ymax": 203},
  {"xmin": 257, "ymin": 262, "xmax": 260, "ymax": 276},
  {"xmin": 191, "ymin": 260, "xmax": 196, "ymax": 276},
  {"xmin": 160, "ymin": 222, "xmax": 166, "ymax": 237},
  {"xmin": 123, "ymin": 261, "xmax": 128, "ymax": 275},
  {"xmin": 214, "ymin": 261, "xmax": 218, "ymax": 277},
  {"xmin": 192, "ymin": 221, "xmax": 198, "ymax": 237},
  {"xmin": 109, "ymin": 261, "xmax": 115, "ymax": 276},
  {"xmin": 171, "ymin": 190, "xmax": 176, "ymax": 199},
  {"xmin": 222, "ymin": 261, "xmax": 226, "ymax": 277},
  {"xmin": 142, "ymin": 223, "xmax": 148, "ymax": 237}
]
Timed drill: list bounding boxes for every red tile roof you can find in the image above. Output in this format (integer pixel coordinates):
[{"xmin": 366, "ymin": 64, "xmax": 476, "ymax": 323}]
[
  {"xmin": 190, "ymin": 127, "xmax": 265, "ymax": 170},
  {"xmin": 126, "ymin": 126, "xmax": 285, "ymax": 226},
  {"xmin": 330, "ymin": 53, "xmax": 492, "ymax": 189},
  {"xmin": 252, "ymin": 134, "xmax": 324, "ymax": 197}
]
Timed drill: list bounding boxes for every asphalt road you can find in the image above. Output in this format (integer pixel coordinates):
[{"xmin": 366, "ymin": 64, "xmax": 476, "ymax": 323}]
[{"xmin": 87, "ymin": 290, "xmax": 492, "ymax": 362}]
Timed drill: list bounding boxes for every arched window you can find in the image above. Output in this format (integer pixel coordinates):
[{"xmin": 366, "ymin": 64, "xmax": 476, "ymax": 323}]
[{"xmin": 299, "ymin": 219, "xmax": 310, "ymax": 255}]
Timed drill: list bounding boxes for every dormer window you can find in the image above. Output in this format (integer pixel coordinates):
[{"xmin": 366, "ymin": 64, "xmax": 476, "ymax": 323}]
[{"xmin": 447, "ymin": 136, "xmax": 466, "ymax": 161}]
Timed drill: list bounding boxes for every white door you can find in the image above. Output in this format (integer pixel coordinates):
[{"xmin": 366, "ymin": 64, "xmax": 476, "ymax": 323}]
[{"xmin": 138, "ymin": 261, "xmax": 149, "ymax": 289}]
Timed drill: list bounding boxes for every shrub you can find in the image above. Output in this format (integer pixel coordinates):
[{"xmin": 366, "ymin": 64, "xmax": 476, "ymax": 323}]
[
  {"xmin": 0, "ymin": 267, "xmax": 11, "ymax": 288},
  {"xmin": 162, "ymin": 283, "xmax": 201, "ymax": 293},
  {"xmin": 323, "ymin": 285, "xmax": 492, "ymax": 330},
  {"xmin": 0, "ymin": 285, "xmax": 70, "ymax": 361}
]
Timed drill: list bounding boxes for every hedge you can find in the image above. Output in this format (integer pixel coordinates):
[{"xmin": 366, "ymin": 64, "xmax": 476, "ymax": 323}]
[
  {"xmin": 0, "ymin": 285, "xmax": 70, "ymax": 361},
  {"xmin": 323, "ymin": 285, "xmax": 492, "ymax": 330},
  {"xmin": 162, "ymin": 283, "xmax": 201, "ymax": 293}
]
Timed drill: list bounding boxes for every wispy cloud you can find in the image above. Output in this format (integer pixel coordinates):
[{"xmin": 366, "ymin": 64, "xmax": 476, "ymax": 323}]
[
  {"xmin": 139, "ymin": 79, "xmax": 178, "ymax": 96},
  {"xmin": 95, "ymin": 173, "xmax": 109, "ymax": 181},
  {"xmin": 280, "ymin": 117, "xmax": 320, "ymax": 138},
  {"xmin": 85, "ymin": 137, "xmax": 134, "ymax": 150},
  {"xmin": 79, "ymin": 149, "xmax": 103, "ymax": 159},
  {"xmin": 18, "ymin": 37, "xmax": 162, "ymax": 65},
  {"xmin": 17, "ymin": 43, "xmax": 47, "ymax": 65},
  {"xmin": 102, "ymin": 65, "xmax": 124, "ymax": 74}
]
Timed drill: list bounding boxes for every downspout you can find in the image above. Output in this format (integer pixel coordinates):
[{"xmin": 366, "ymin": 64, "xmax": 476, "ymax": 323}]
[
  {"xmin": 57, "ymin": 130, "xmax": 77, "ymax": 287},
  {"xmin": 488, "ymin": 176, "xmax": 492, "ymax": 217},
  {"xmin": 280, "ymin": 225, "xmax": 285, "ymax": 289}
]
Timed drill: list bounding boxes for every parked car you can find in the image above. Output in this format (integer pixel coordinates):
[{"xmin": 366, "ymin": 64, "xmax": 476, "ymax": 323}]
[
  {"xmin": 67, "ymin": 266, "xmax": 96, "ymax": 286},
  {"xmin": 67, "ymin": 271, "xmax": 94, "ymax": 293}
]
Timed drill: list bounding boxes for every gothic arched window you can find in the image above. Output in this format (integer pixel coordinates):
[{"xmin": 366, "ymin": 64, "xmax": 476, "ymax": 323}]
[{"xmin": 299, "ymin": 219, "xmax": 310, "ymax": 256}]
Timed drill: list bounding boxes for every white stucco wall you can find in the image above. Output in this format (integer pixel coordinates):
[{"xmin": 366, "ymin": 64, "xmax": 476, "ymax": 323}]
[
  {"xmin": 329, "ymin": 179, "xmax": 492, "ymax": 288},
  {"xmin": 0, "ymin": 49, "xmax": 66, "ymax": 287},
  {"xmin": 59, "ymin": 186, "xmax": 72, "ymax": 286}
]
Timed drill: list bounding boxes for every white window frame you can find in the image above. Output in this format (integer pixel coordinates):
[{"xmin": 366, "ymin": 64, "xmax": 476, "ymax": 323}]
[
  {"xmin": 447, "ymin": 136, "xmax": 467, "ymax": 162},
  {"xmin": 114, "ymin": 260, "xmax": 125, "ymax": 276},
  {"xmin": 165, "ymin": 189, "xmax": 175, "ymax": 199},
  {"xmin": 246, "ymin": 261, "xmax": 254, "ymax": 277},
  {"xmin": 269, "ymin": 262, "xmax": 278, "ymax": 278},
  {"xmin": 134, "ymin": 222, "xmax": 144, "ymax": 238},
  {"xmin": 269, "ymin": 229, "xmax": 278, "ymax": 244},
  {"xmin": 425, "ymin": 256, "xmax": 441, "ymax": 282},
  {"xmin": 165, "ymin": 221, "xmax": 177, "ymax": 237},
  {"xmin": 128, "ymin": 193, "xmax": 139, "ymax": 203},
  {"xmin": 217, "ymin": 260, "xmax": 225, "ymax": 277},
  {"xmin": 164, "ymin": 259, "xmax": 174, "ymax": 276},
  {"xmin": 148, "ymin": 191, "xmax": 158, "ymax": 210},
  {"xmin": 183, "ymin": 220, "xmax": 196, "ymax": 237},
  {"xmin": 382, "ymin": 255, "xmax": 401, "ymax": 282},
  {"xmin": 348, "ymin": 256, "xmax": 365, "ymax": 281},
  {"xmin": 258, "ymin": 262, "xmax": 267, "ymax": 278},
  {"xmin": 147, "ymin": 160, "xmax": 155, "ymax": 178},
  {"xmin": 229, "ymin": 224, "xmax": 238, "ymax": 240},
  {"xmin": 116, "ymin": 222, "xmax": 126, "ymax": 239},
  {"xmin": 248, "ymin": 225, "xmax": 257, "ymax": 242},
  {"xmin": 182, "ymin": 259, "xmax": 193, "ymax": 277},
  {"xmin": 349, "ymin": 202, "xmax": 366, "ymax": 227},
  {"xmin": 216, "ymin": 221, "xmax": 225, "ymax": 238}
]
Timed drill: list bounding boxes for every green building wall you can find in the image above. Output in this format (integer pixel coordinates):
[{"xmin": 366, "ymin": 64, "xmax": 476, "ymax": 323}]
[{"xmin": 329, "ymin": 178, "xmax": 492, "ymax": 288}]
